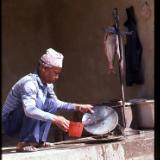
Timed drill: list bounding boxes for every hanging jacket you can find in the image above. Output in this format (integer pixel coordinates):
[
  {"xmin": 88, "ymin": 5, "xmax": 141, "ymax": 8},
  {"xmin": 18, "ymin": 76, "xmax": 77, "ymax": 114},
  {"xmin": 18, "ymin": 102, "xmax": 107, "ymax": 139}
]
[{"xmin": 124, "ymin": 6, "xmax": 144, "ymax": 86}]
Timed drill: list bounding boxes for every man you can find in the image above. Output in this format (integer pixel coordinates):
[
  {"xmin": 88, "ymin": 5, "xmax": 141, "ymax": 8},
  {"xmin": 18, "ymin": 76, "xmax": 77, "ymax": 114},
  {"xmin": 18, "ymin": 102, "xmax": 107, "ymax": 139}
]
[{"xmin": 2, "ymin": 48, "xmax": 94, "ymax": 152}]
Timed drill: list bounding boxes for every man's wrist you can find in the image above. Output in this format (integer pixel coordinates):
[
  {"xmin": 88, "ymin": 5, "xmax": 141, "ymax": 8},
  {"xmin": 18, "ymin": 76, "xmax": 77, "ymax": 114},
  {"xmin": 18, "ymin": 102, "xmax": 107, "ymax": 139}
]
[
  {"xmin": 74, "ymin": 104, "xmax": 82, "ymax": 112},
  {"xmin": 52, "ymin": 115, "xmax": 58, "ymax": 123}
]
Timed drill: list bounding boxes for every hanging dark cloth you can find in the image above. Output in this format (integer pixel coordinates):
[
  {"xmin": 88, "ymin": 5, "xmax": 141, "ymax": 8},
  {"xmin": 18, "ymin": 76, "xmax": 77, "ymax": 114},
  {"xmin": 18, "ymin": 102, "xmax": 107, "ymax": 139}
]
[{"xmin": 124, "ymin": 6, "xmax": 144, "ymax": 86}]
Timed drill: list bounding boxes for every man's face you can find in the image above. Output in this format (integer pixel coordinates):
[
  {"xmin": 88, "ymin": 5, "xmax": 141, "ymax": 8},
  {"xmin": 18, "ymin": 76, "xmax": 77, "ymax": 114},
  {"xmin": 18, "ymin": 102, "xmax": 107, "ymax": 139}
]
[{"xmin": 40, "ymin": 66, "xmax": 62, "ymax": 83}]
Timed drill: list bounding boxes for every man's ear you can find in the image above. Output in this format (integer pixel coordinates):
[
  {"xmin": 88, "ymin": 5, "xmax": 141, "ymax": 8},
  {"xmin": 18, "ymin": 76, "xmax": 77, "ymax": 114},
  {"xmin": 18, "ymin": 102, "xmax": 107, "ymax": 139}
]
[
  {"xmin": 39, "ymin": 65, "xmax": 46, "ymax": 73},
  {"xmin": 41, "ymin": 67, "xmax": 46, "ymax": 72}
]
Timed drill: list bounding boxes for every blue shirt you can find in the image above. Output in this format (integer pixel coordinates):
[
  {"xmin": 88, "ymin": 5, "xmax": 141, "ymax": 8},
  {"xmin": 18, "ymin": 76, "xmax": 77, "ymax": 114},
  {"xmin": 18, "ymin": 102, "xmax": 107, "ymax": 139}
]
[{"xmin": 2, "ymin": 72, "xmax": 76, "ymax": 122}]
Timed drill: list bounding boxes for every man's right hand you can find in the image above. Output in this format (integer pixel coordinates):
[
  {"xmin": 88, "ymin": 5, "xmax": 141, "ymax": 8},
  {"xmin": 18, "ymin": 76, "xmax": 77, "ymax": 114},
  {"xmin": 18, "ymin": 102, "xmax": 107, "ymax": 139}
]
[{"xmin": 52, "ymin": 115, "xmax": 70, "ymax": 132}]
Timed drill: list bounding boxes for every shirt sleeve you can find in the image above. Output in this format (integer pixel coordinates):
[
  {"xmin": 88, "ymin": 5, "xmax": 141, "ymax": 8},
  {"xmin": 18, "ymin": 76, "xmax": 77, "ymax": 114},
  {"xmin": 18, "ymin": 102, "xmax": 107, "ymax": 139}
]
[
  {"xmin": 21, "ymin": 81, "xmax": 56, "ymax": 122},
  {"xmin": 47, "ymin": 84, "xmax": 76, "ymax": 111}
]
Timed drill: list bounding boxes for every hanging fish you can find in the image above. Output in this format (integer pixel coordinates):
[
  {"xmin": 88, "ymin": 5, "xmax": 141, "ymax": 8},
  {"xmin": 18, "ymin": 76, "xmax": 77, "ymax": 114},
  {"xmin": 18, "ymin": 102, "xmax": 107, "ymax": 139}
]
[
  {"xmin": 104, "ymin": 26, "xmax": 120, "ymax": 74},
  {"xmin": 141, "ymin": 1, "xmax": 152, "ymax": 20}
]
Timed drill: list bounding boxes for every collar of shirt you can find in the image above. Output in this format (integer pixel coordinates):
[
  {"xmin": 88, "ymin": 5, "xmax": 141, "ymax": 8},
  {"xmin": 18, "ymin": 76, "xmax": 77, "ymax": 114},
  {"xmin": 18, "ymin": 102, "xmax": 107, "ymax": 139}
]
[{"xmin": 32, "ymin": 71, "xmax": 48, "ymax": 90}]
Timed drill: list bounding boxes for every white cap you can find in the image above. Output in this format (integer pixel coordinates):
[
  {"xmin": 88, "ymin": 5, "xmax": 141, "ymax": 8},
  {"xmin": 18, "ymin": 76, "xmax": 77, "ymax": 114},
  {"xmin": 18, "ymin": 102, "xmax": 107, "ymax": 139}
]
[{"xmin": 39, "ymin": 48, "xmax": 64, "ymax": 68}]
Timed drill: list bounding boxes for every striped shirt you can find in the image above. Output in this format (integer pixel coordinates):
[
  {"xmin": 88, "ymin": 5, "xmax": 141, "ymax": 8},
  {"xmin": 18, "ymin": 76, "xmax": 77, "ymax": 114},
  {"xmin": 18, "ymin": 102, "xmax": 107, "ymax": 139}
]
[{"xmin": 2, "ymin": 72, "xmax": 76, "ymax": 122}]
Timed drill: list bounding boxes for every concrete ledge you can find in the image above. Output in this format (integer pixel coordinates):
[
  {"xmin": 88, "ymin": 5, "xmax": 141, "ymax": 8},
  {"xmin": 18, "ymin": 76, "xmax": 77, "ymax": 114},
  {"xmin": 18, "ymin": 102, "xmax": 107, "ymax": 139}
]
[{"xmin": 2, "ymin": 130, "xmax": 154, "ymax": 160}]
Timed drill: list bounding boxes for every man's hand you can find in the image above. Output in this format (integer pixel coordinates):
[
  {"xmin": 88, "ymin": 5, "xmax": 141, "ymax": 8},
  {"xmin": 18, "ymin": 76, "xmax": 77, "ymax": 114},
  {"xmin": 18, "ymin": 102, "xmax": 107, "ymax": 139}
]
[
  {"xmin": 75, "ymin": 104, "xmax": 94, "ymax": 113},
  {"xmin": 52, "ymin": 115, "xmax": 70, "ymax": 132}
]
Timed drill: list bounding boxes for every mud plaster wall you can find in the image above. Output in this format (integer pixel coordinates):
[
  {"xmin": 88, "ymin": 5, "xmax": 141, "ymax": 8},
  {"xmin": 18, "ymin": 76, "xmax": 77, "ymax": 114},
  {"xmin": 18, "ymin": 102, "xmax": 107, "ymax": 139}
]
[{"xmin": 2, "ymin": 0, "xmax": 154, "ymax": 105}]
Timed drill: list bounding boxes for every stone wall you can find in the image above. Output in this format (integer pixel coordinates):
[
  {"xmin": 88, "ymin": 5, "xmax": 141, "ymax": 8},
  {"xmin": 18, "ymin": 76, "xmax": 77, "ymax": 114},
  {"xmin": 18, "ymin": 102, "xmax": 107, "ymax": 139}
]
[{"xmin": 2, "ymin": 0, "xmax": 154, "ymax": 104}]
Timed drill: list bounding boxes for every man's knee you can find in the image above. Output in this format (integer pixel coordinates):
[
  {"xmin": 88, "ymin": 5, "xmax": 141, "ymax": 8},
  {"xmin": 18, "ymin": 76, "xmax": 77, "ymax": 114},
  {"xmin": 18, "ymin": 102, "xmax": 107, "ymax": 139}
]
[{"xmin": 44, "ymin": 98, "xmax": 57, "ymax": 113}]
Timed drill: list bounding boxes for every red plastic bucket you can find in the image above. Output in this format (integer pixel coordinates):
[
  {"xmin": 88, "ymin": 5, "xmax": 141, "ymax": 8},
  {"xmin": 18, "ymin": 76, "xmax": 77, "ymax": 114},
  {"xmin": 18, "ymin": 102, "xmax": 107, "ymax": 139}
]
[{"xmin": 68, "ymin": 122, "xmax": 84, "ymax": 137}]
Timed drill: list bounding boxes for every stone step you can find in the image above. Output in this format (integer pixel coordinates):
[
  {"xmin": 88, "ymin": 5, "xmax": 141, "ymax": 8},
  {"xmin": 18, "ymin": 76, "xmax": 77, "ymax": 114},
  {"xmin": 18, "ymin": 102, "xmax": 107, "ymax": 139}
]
[{"xmin": 2, "ymin": 130, "xmax": 154, "ymax": 160}]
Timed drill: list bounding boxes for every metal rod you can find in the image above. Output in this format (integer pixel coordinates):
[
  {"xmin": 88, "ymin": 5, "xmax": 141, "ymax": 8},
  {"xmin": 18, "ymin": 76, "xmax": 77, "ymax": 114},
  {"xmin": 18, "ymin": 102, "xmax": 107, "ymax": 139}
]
[{"xmin": 112, "ymin": 8, "xmax": 126, "ymax": 128}]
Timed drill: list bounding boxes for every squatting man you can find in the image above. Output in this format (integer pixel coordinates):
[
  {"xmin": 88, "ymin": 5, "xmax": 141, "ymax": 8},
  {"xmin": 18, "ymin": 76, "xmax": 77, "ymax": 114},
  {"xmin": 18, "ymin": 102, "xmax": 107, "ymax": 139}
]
[{"xmin": 2, "ymin": 48, "xmax": 94, "ymax": 152}]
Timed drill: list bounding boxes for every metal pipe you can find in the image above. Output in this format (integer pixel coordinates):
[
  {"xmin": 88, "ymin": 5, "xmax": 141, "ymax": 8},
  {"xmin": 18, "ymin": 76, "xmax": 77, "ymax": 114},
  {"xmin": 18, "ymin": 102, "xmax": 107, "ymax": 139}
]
[{"xmin": 112, "ymin": 8, "xmax": 126, "ymax": 128}]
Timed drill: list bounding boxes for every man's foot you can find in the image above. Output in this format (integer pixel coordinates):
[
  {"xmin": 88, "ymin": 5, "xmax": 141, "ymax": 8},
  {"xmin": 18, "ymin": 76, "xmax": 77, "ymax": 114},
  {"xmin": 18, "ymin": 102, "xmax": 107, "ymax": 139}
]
[
  {"xmin": 16, "ymin": 141, "xmax": 55, "ymax": 152},
  {"xmin": 16, "ymin": 142, "xmax": 38, "ymax": 152},
  {"xmin": 16, "ymin": 146, "xmax": 38, "ymax": 152},
  {"xmin": 37, "ymin": 142, "xmax": 55, "ymax": 148}
]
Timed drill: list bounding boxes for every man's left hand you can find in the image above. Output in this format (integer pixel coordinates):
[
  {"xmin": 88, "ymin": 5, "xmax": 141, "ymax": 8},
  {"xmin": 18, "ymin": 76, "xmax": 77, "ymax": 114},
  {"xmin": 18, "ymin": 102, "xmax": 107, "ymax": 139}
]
[{"xmin": 75, "ymin": 104, "xmax": 94, "ymax": 113}]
